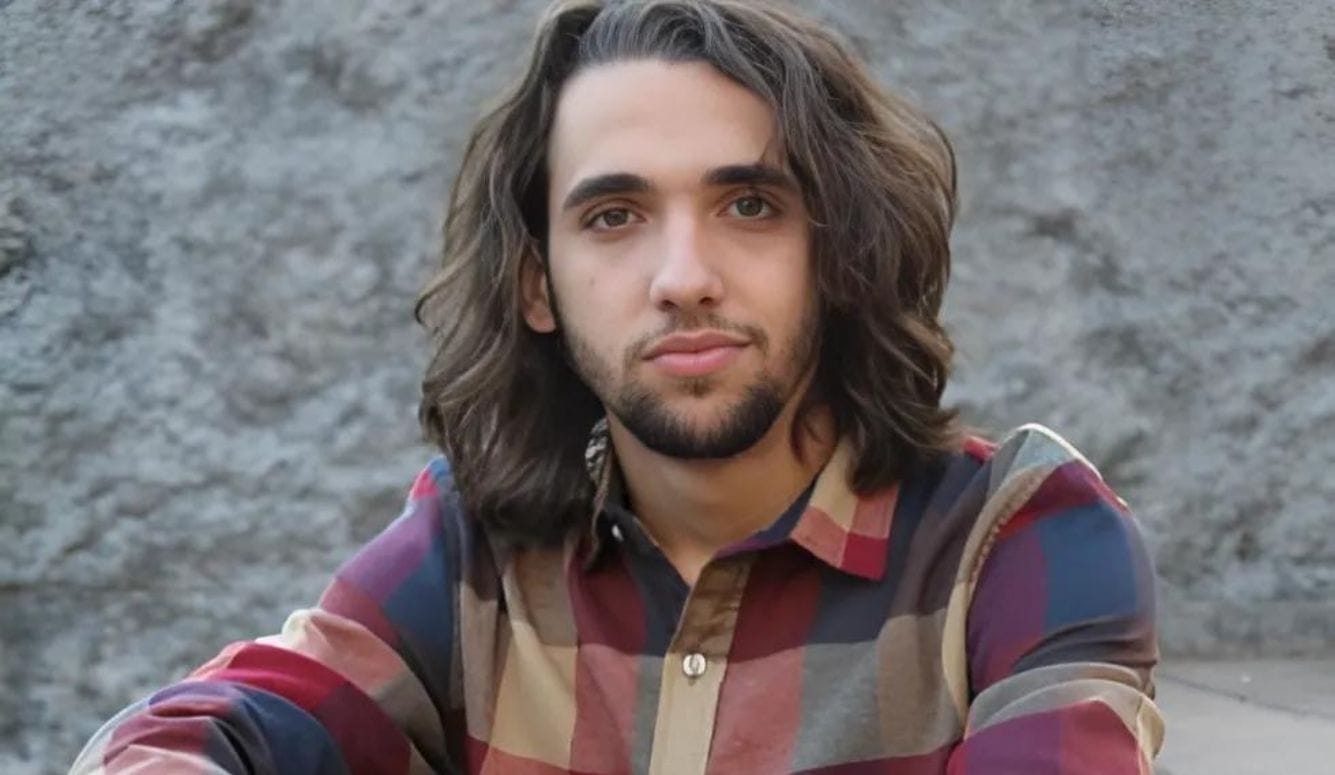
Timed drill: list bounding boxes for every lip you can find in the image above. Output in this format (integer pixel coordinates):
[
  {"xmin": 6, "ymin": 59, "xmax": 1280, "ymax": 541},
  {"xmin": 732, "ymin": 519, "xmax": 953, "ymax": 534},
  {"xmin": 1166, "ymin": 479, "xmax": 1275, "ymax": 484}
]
[
  {"xmin": 642, "ymin": 331, "xmax": 749, "ymax": 360},
  {"xmin": 643, "ymin": 330, "xmax": 749, "ymax": 378}
]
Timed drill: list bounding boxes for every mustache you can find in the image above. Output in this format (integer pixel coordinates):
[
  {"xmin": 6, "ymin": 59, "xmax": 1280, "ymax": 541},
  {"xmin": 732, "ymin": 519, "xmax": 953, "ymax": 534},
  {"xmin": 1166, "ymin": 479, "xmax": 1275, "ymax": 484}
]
[{"xmin": 625, "ymin": 314, "xmax": 769, "ymax": 365}]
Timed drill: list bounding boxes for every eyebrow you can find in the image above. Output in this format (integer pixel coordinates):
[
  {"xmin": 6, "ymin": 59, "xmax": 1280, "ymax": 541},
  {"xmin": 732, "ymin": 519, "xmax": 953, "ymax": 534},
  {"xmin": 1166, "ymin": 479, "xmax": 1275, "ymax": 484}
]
[
  {"xmin": 560, "ymin": 163, "xmax": 798, "ymax": 212},
  {"xmin": 561, "ymin": 173, "xmax": 650, "ymax": 212},
  {"xmin": 703, "ymin": 163, "xmax": 798, "ymax": 192}
]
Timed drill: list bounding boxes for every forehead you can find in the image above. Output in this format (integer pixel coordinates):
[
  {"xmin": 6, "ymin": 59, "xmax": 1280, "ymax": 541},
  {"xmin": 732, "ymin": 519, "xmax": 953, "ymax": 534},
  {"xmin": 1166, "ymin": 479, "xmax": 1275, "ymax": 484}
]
[{"xmin": 547, "ymin": 59, "xmax": 782, "ymax": 193}]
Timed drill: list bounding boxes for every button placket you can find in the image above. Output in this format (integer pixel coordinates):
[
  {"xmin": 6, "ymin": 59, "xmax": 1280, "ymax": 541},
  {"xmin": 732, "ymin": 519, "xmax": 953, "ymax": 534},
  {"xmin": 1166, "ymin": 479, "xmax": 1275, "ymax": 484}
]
[{"xmin": 648, "ymin": 558, "xmax": 753, "ymax": 775}]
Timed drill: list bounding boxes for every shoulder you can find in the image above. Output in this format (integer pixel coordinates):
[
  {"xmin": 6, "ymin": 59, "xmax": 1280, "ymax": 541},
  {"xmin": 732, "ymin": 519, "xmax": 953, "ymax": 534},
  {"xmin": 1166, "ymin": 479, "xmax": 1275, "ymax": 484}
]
[
  {"xmin": 917, "ymin": 423, "xmax": 1145, "ymax": 585},
  {"xmin": 344, "ymin": 455, "xmax": 468, "ymax": 567},
  {"xmin": 945, "ymin": 424, "xmax": 1153, "ymax": 612},
  {"xmin": 974, "ymin": 423, "xmax": 1113, "ymax": 480},
  {"xmin": 950, "ymin": 426, "xmax": 1160, "ymax": 690},
  {"xmin": 319, "ymin": 455, "xmax": 483, "ymax": 632},
  {"xmin": 951, "ymin": 423, "xmax": 1129, "ymax": 527},
  {"xmin": 911, "ymin": 423, "xmax": 1121, "ymax": 522}
]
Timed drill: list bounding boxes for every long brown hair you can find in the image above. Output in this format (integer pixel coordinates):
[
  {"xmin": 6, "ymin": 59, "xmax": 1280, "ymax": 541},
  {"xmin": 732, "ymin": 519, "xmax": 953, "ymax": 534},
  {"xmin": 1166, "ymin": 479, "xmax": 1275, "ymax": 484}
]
[{"xmin": 416, "ymin": 0, "xmax": 960, "ymax": 544}]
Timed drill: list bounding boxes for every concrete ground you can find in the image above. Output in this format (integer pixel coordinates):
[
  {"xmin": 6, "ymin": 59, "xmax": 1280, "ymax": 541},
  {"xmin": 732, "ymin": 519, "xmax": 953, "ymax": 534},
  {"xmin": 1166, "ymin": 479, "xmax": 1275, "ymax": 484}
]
[{"xmin": 1154, "ymin": 659, "xmax": 1335, "ymax": 774}]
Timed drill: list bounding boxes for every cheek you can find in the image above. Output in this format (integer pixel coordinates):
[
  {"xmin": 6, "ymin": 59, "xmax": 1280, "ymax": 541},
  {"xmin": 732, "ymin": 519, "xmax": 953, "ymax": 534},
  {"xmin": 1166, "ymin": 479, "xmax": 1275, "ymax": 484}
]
[
  {"xmin": 553, "ymin": 269, "xmax": 635, "ymax": 355},
  {"xmin": 751, "ymin": 248, "xmax": 816, "ymax": 320},
  {"xmin": 760, "ymin": 275, "xmax": 818, "ymax": 367},
  {"xmin": 553, "ymin": 247, "xmax": 649, "ymax": 317}
]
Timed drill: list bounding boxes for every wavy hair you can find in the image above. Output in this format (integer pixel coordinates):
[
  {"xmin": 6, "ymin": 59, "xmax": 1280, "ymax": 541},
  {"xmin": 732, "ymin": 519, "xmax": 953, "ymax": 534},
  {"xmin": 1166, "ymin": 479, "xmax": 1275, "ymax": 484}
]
[{"xmin": 416, "ymin": 0, "xmax": 960, "ymax": 544}]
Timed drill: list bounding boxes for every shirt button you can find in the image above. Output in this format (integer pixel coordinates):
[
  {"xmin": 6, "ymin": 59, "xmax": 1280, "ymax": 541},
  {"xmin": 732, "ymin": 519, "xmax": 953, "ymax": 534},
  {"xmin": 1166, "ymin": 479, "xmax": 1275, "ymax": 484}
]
[{"xmin": 682, "ymin": 652, "xmax": 707, "ymax": 679}]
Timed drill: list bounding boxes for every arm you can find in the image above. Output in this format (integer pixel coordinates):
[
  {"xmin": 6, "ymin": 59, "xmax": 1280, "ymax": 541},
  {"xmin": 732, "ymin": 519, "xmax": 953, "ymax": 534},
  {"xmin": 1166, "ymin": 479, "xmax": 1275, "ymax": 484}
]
[
  {"xmin": 947, "ymin": 434, "xmax": 1164, "ymax": 774},
  {"xmin": 70, "ymin": 459, "xmax": 463, "ymax": 774}
]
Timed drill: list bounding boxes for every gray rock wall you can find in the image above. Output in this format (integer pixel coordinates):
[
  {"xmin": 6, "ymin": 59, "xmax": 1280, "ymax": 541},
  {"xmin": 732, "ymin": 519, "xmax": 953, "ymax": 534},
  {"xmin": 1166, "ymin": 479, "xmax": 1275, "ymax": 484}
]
[{"xmin": 1, "ymin": 0, "xmax": 1331, "ymax": 771}]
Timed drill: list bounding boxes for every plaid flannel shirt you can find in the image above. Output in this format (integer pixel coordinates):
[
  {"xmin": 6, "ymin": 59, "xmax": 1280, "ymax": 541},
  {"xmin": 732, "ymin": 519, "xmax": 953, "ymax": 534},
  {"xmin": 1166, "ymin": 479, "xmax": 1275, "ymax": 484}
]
[{"xmin": 72, "ymin": 423, "xmax": 1164, "ymax": 773}]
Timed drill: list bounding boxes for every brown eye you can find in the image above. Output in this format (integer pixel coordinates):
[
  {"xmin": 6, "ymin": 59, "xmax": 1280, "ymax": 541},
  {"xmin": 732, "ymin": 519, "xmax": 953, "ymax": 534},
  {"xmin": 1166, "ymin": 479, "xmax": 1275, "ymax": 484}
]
[
  {"xmin": 730, "ymin": 195, "xmax": 772, "ymax": 218},
  {"xmin": 592, "ymin": 208, "xmax": 633, "ymax": 230}
]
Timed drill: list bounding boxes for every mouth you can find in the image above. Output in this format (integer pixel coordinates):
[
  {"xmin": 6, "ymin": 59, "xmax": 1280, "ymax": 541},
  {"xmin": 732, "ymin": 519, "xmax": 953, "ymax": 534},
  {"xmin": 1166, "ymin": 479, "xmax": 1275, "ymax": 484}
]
[{"xmin": 643, "ymin": 331, "xmax": 749, "ymax": 379}]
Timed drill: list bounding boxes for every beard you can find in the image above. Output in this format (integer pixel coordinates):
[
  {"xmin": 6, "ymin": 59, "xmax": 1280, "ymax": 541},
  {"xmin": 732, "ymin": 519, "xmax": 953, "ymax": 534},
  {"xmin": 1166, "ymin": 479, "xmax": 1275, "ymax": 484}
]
[
  {"xmin": 612, "ymin": 376, "xmax": 786, "ymax": 459},
  {"xmin": 557, "ymin": 305, "xmax": 821, "ymax": 460}
]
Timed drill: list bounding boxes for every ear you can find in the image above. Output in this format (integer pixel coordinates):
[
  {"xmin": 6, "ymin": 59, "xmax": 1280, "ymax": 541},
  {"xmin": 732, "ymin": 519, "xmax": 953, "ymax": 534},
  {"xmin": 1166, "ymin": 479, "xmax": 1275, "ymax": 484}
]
[{"xmin": 519, "ymin": 252, "xmax": 557, "ymax": 333}]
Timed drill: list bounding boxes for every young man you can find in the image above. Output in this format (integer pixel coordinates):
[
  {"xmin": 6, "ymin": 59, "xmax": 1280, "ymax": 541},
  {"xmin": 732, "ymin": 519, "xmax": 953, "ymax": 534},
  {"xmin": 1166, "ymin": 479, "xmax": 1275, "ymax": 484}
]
[{"xmin": 73, "ymin": 1, "xmax": 1163, "ymax": 773}]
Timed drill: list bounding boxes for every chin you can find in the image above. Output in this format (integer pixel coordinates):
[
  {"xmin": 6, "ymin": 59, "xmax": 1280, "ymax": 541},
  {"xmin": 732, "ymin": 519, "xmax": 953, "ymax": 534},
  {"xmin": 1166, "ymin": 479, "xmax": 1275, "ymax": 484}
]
[
  {"xmin": 661, "ymin": 387, "xmax": 743, "ymax": 413},
  {"xmin": 662, "ymin": 373, "xmax": 738, "ymax": 400}
]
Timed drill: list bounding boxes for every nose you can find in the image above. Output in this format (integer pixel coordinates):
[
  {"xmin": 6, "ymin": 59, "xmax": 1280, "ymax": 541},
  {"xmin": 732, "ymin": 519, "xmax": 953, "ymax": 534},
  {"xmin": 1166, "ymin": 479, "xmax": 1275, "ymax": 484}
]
[{"xmin": 647, "ymin": 212, "xmax": 724, "ymax": 313}]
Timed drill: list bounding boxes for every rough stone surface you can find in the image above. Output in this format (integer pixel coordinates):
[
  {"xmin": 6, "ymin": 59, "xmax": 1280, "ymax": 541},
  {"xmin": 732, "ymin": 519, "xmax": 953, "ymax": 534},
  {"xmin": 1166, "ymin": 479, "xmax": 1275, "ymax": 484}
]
[{"xmin": 0, "ymin": 0, "xmax": 1331, "ymax": 771}]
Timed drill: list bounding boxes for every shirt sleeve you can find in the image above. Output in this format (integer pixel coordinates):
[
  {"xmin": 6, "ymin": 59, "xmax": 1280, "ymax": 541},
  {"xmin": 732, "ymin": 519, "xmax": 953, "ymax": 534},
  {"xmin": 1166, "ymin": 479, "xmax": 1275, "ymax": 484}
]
[
  {"xmin": 69, "ymin": 457, "xmax": 465, "ymax": 775},
  {"xmin": 947, "ymin": 427, "xmax": 1165, "ymax": 774}
]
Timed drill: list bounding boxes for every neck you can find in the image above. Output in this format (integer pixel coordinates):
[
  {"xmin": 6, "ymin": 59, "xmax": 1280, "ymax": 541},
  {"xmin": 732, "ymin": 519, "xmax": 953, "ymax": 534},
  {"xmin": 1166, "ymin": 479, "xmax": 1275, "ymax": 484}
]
[{"xmin": 608, "ymin": 395, "xmax": 835, "ymax": 587}]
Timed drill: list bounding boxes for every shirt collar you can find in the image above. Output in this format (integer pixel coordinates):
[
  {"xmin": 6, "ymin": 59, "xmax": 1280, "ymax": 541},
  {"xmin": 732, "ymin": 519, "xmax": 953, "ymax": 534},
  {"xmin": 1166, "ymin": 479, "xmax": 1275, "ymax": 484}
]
[
  {"xmin": 786, "ymin": 441, "xmax": 898, "ymax": 581},
  {"xmin": 579, "ymin": 427, "xmax": 898, "ymax": 581}
]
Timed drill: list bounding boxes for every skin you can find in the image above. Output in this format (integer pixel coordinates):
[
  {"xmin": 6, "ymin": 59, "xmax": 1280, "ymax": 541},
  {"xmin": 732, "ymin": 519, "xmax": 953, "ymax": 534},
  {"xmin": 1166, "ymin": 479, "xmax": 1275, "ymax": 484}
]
[{"xmin": 521, "ymin": 59, "xmax": 834, "ymax": 586}]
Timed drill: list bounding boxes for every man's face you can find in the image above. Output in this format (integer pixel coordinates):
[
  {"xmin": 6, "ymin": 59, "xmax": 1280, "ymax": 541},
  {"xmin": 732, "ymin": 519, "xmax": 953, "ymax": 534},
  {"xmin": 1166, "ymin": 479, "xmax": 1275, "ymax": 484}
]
[{"xmin": 523, "ymin": 59, "xmax": 818, "ymax": 459}]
